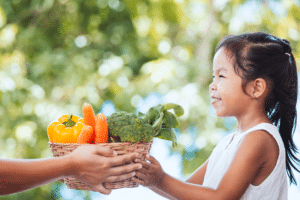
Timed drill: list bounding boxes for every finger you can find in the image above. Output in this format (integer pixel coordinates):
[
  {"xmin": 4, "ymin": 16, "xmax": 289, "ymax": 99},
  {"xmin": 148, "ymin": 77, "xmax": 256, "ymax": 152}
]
[
  {"xmin": 94, "ymin": 184, "xmax": 112, "ymax": 195},
  {"xmin": 59, "ymin": 179, "xmax": 64, "ymax": 183},
  {"xmin": 136, "ymin": 167, "xmax": 148, "ymax": 174},
  {"xmin": 146, "ymin": 154, "xmax": 159, "ymax": 165},
  {"xmin": 105, "ymin": 171, "xmax": 136, "ymax": 182},
  {"xmin": 109, "ymin": 163, "xmax": 142, "ymax": 176},
  {"xmin": 135, "ymin": 171, "xmax": 147, "ymax": 180},
  {"xmin": 132, "ymin": 177, "xmax": 145, "ymax": 186},
  {"xmin": 94, "ymin": 146, "xmax": 118, "ymax": 157},
  {"xmin": 108, "ymin": 153, "xmax": 139, "ymax": 167},
  {"xmin": 135, "ymin": 159, "xmax": 151, "ymax": 169}
]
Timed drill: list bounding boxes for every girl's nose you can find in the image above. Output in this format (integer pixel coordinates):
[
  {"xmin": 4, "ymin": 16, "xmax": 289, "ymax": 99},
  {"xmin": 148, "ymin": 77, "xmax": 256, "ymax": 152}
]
[{"xmin": 209, "ymin": 81, "xmax": 216, "ymax": 92}]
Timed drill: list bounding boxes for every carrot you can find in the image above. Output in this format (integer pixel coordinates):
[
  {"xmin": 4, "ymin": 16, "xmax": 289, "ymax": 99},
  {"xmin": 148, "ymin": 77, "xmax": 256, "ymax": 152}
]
[
  {"xmin": 82, "ymin": 103, "xmax": 96, "ymax": 142},
  {"xmin": 82, "ymin": 103, "xmax": 96, "ymax": 128},
  {"xmin": 77, "ymin": 125, "xmax": 94, "ymax": 144},
  {"xmin": 95, "ymin": 113, "xmax": 108, "ymax": 144}
]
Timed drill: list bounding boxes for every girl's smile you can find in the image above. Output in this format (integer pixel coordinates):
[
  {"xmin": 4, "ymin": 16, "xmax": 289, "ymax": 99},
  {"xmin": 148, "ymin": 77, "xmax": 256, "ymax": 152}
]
[{"xmin": 210, "ymin": 96, "xmax": 222, "ymax": 104}]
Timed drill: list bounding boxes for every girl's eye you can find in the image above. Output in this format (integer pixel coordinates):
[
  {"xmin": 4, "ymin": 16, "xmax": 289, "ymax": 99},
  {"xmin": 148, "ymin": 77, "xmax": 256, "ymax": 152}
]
[{"xmin": 212, "ymin": 75, "xmax": 225, "ymax": 79}]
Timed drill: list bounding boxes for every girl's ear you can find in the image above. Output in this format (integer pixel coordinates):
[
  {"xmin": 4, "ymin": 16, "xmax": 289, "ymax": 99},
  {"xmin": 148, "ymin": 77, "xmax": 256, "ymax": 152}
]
[{"xmin": 247, "ymin": 78, "xmax": 268, "ymax": 99}]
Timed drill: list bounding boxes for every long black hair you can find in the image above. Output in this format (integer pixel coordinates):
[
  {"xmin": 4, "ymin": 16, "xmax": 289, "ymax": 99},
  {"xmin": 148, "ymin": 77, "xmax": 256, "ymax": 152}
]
[{"xmin": 216, "ymin": 32, "xmax": 299, "ymax": 184}]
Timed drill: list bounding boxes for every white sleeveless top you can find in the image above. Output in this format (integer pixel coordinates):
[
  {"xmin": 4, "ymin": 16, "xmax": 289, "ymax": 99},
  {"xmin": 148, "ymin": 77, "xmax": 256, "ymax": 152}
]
[{"xmin": 203, "ymin": 123, "xmax": 288, "ymax": 200}]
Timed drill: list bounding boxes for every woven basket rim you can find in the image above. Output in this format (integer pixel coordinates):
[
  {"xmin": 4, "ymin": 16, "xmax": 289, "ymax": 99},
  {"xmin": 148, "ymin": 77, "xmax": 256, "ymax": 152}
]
[{"xmin": 48, "ymin": 141, "xmax": 152, "ymax": 145}]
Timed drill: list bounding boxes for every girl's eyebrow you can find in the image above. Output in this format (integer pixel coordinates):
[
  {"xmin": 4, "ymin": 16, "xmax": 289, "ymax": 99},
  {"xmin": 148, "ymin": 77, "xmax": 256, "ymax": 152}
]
[{"xmin": 213, "ymin": 67, "xmax": 228, "ymax": 73}]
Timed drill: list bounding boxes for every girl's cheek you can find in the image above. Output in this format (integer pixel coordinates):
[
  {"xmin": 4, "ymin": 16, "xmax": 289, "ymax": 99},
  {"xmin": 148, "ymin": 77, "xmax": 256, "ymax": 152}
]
[
  {"xmin": 217, "ymin": 82, "xmax": 223, "ymax": 91},
  {"xmin": 217, "ymin": 81, "xmax": 229, "ymax": 94}
]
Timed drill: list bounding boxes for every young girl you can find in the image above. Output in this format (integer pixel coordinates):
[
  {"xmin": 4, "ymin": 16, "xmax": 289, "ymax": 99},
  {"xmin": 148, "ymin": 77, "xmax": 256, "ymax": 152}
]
[{"xmin": 134, "ymin": 32, "xmax": 300, "ymax": 199}]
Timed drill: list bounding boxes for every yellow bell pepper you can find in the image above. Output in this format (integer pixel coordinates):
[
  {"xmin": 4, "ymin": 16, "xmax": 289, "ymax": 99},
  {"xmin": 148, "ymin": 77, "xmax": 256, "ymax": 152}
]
[{"xmin": 47, "ymin": 115, "xmax": 84, "ymax": 143}]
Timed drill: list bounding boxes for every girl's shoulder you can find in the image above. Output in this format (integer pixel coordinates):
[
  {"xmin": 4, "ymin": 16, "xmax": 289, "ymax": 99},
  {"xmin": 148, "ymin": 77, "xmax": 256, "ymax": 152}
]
[
  {"xmin": 240, "ymin": 123, "xmax": 284, "ymax": 150},
  {"xmin": 238, "ymin": 124, "xmax": 283, "ymax": 171},
  {"xmin": 242, "ymin": 129, "xmax": 278, "ymax": 149}
]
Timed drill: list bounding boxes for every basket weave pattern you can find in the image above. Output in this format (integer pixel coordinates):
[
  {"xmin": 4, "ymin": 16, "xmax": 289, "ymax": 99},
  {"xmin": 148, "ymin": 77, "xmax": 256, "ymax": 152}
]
[{"xmin": 49, "ymin": 142, "xmax": 153, "ymax": 191}]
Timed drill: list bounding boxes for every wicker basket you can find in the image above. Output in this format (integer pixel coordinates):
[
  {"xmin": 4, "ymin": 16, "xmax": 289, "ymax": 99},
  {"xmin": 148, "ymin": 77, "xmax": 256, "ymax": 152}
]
[{"xmin": 49, "ymin": 141, "xmax": 153, "ymax": 191}]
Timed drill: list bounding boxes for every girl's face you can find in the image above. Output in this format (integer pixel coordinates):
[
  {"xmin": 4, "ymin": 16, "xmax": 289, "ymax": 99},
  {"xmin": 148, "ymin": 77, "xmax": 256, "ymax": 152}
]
[{"xmin": 209, "ymin": 48, "xmax": 250, "ymax": 117}]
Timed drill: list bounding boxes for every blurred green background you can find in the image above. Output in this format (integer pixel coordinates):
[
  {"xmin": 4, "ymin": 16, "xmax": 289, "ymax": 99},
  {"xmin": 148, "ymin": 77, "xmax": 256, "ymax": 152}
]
[{"xmin": 0, "ymin": 0, "xmax": 300, "ymax": 199}]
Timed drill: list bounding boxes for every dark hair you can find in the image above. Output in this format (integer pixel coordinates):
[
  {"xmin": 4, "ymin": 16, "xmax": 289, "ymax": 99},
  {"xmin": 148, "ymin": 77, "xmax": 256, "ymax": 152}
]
[{"xmin": 216, "ymin": 32, "xmax": 299, "ymax": 184}]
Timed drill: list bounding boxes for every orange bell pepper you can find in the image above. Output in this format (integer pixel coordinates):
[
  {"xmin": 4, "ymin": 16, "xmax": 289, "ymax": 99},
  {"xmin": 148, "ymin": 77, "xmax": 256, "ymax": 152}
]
[{"xmin": 47, "ymin": 115, "xmax": 84, "ymax": 143}]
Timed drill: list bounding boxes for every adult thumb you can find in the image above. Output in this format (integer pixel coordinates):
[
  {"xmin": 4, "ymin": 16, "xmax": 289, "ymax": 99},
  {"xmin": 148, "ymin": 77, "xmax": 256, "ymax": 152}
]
[
  {"xmin": 95, "ymin": 146, "xmax": 117, "ymax": 157},
  {"xmin": 94, "ymin": 184, "xmax": 112, "ymax": 195}
]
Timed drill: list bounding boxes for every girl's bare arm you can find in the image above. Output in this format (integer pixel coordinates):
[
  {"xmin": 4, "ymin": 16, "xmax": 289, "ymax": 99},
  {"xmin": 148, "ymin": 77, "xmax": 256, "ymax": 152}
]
[
  {"xmin": 136, "ymin": 130, "xmax": 272, "ymax": 200},
  {"xmin": 149, "ymin": 187, "xmax": 177, "ymax": 200},
  {"xmin": 139, "ymin": 158, "xmax": 209, "ymax": 199},
  {"xmin": 185, "ymin": 159, "xmax": 209, "ymax": 185}
]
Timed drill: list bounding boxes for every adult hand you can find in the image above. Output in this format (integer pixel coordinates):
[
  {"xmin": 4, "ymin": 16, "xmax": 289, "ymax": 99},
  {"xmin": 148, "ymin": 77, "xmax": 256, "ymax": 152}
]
[{"xmin": 66, "ymin": 145, "xmax": 142, "ymax": 194}]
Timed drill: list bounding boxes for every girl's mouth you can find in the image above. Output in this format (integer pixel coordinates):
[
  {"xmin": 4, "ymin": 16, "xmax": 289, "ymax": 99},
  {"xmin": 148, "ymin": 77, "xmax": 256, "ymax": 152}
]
[{"xmin": 211, "ymin": 97, "xmax": 221, "ymax": 104}]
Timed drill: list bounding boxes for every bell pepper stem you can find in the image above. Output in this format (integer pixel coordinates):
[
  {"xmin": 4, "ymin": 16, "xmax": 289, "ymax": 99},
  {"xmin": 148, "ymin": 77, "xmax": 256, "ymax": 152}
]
[{"xmin": 62, "ymin": 115, "xmax": 76, "ymax": 127}]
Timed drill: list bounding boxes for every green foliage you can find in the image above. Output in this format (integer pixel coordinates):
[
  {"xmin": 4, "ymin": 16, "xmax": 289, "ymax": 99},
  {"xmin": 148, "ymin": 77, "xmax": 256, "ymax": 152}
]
[
  {"xmin": 1, "ymin": 0, "xmax": 300, "ymax": 198},
  {"xmin": 107, "ymin": 103, "xmax": 183, "ymax": 145}
]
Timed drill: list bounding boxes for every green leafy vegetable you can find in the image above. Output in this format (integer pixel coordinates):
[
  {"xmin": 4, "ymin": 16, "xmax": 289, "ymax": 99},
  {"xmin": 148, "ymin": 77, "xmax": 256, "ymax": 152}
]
[{"xmin": 107, "ymin": 103, "xmax": 184, "ymax": 147}]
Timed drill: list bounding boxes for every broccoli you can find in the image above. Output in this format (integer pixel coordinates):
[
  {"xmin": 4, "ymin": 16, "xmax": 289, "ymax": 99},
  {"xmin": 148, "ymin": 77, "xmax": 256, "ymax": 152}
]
[
  {"xmin": 107, "ymin": 103, "xmax": 184, "ymax": 147},
  {"xmin": 107, "ymin": 112, "xmax": 155, "ymax": 143}
]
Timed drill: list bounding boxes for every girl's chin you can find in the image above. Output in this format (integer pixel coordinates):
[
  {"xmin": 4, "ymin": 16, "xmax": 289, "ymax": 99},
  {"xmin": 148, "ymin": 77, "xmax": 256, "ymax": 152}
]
[
  {"xmin": 213, "ymin": 110, "xmax": 232, "ymax": 118},
  {"xmin": 215, "ymin": 112, "xmax": 226, "ymax": 117}
]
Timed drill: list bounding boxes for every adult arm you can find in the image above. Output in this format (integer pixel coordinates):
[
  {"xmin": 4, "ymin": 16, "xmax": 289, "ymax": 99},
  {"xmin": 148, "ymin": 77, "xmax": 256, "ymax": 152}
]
[{"xmin": 0, "ymin": 145, "xmax": 141, "ymax": 196}]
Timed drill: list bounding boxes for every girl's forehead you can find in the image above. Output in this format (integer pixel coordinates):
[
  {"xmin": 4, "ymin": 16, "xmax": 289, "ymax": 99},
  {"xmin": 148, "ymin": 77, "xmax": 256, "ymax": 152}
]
[{"xmin": 213, "ymin": 48, "xmax": 234, "ymax": 72}]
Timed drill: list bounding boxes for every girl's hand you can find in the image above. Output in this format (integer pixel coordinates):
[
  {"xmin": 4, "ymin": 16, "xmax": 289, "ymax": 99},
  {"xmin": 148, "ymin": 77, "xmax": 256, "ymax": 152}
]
[
  {"xmin": 66, "ymin": 145, "xmax": 142, "ymax": 195},
  {"xmin": 134, "ymin": 154, "xmax": 165, "ymax": 188}
]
